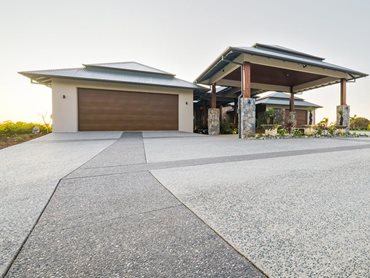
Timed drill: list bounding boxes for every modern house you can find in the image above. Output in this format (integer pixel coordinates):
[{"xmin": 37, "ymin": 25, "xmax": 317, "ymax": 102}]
[
  {"xmin": 20, "ymin": 44, "xmax": 367, "ymax": 136},
  {"xmin": 20, "ymin": 62, "xmax": 204, "ymax": 132}
]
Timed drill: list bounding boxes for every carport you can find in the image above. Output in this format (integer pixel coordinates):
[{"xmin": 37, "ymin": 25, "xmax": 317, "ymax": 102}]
[{"xmin": 195, "ymin": 44, "xmax": 367, "ymax": 138}]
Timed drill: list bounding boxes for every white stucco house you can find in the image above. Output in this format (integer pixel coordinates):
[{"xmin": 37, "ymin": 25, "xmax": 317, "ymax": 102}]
[{"xmin": 20, "ymin": 62, "xmax": 203, "ymax": 132}]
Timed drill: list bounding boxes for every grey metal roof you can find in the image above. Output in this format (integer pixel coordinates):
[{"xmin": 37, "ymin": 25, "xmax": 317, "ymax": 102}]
[
  {"xmin": 253, "ymin": 43, "xmax": 325, "ymax": 61},
  {"xmin": 255, "ymin": 92, "xmax": 322, "ymax": 108},
  {"xmin": 195, "ymin": 44, "xmax": 368, "ymax": 83},
  {"xmin": 20, "ymin": 62, "xmax": 203, "ymax": 91},
  {"xmin": 84, "ymin": 62, "xmax": 175, "ymax": 76},
  {"xmin": 256, "ymin": 92, "xmax": 303, "ymax": 101}
]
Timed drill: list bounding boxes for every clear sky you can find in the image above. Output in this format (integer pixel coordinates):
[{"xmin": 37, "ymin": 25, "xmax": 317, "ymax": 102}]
[{"xmin": 0, "ymin": 0, "xmax": 369, "ymax": 123}]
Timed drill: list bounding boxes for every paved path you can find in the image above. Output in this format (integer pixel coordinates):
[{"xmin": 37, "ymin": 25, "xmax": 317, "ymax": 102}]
[{"xmin": 2, "ymin": 132, "xmax": 370, "ymax": 277}]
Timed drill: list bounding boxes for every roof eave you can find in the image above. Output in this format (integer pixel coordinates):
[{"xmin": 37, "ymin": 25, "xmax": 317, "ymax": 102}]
[
  {"xmin": 19, "ymin": 72, "xmax": 204, "ymax": 91},
  {"xmin": 196, "ymin": 46, "xmax": 368, "ymax": 85},
  {"xmin": 231, "ymin": 47, "xmax": 368, "ymax": 77},
  {"xmin": 194, "ymin": 47, "xmax": 237, "ymax": 84}
]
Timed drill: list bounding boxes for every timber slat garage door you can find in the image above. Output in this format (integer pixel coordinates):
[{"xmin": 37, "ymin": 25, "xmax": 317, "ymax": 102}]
[{"xmin": 78, "ymin": 88, "xmax": 178, "ymax": 131}]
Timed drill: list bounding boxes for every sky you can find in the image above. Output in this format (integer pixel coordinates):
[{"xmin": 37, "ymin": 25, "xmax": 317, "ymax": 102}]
[{"xmin": 0, "ymin": 0, "xmax": 369, "ymax": 124}]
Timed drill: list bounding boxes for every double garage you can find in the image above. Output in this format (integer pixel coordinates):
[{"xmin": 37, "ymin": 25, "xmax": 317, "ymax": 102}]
[
  {"xmin": 78, "ymin": 88, "xmax": 178, "ymax": 131},
  {"xmin": 21, "ymin": 62, "xmax": 198, "ymax": 132}
]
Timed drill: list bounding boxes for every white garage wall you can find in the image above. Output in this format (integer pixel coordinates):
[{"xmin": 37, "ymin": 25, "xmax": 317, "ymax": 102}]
[{"xmin": 51, "ymin": 78, "xmax": 194, "ymax": 132}]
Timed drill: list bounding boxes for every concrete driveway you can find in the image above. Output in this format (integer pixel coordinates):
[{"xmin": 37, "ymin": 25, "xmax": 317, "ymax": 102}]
[{"xmin": 2, "ymin": 132, "xmax": 369, "ymax": 277}]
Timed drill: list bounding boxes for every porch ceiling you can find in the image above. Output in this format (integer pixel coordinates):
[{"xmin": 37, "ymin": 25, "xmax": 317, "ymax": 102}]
[{"xmin": 223, "ymin": 65, "xmax": 326, "ymax": 87}]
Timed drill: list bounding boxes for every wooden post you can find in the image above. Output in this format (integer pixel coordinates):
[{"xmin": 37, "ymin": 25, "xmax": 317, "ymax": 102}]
[
  {"xmin": 340, "ymin": 79, "xmax": 347, "ymax": 105},
  {"xmin": 243, "ymin": 62, "xmax": 251, "ymax": 98},
  {"xmin": 211, "ymin": 83, "xmax": 217, "ymax": 108},
  {"xmin": 233, "ymin": 100, "xmax": 238, "ymax": 127},
  {"xmin": 289, "ymin": 87, "xmax": 295, "ymax": 111}
]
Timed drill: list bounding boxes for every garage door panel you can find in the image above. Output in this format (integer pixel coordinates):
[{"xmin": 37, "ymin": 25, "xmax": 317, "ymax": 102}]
[{"xmin": 78, "ymin": 88, "xmax": 178, "ymax": 131}]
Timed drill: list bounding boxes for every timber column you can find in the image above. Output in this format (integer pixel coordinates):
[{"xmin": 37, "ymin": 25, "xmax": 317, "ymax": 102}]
[
  {"xmin": 337, "ymin": 79, "xmax": 350, "ymax": 132},
  {"xmin": 239, "ymin": 62, "xmax": 256, "ymax": 138},
  {"xmin": 208, "ymin": 83, "xmax": 220, "ymax": 135}
]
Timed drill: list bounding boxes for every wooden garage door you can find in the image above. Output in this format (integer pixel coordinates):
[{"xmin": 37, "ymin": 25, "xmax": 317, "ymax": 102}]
[{"xmin": 78, "ymin": 88, "xmax": 178, "ymax": 131}]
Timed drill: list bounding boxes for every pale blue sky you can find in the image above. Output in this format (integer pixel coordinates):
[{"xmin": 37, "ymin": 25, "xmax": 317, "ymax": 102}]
[{"xmin": 1, "ymin": 0, "xmax": 369, "ymax": 123}]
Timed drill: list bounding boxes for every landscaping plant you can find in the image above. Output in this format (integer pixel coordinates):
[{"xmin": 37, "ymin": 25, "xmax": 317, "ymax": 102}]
[{"xmin": 264, "ymin": 108, "xmax": 275, "ymax": 124}]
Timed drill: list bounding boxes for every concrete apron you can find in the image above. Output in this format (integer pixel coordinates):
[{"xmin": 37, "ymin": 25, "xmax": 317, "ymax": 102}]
[{"xmin": 238, "ymin": 97, "xmax": 256, "ymax": 139}]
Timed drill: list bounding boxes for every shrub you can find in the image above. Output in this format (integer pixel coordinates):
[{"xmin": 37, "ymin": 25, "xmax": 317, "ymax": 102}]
[
  {"xmin": 293, "ymin": 129, "xmax": 303, "ymax": 137},
  {"xmin": 277, "ymin": 127, "xmax": 288, "ymax": 136},
  {"xmin": 327, "ymin": 125, "xmax": 337, "ymax": 136},
  {"xmin": 350, "ymin": 117, "xmax": 369, "ymax": 130},
  {"xmin": 368, "ymin": 124, "xmax": 370, "ymax": 131},
  {"xmin": 317, "ymin": 117, "xmax": 329, "ymax": 129},
  {"xmin": 220, "ymin": 122, "xmax": 233, "ymax": 134},
  {"xmin": 264, "ymin": 108, "xmax": 275, "ymax": 124},
  {"xmin": 0, "ymin": 121, "xmax": 51, "ymax": 136}
]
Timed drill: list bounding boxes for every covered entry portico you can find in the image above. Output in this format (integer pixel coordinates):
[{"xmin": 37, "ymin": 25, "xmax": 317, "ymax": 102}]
[{"xmin": 195, "ymin": 44, "xmax": 367, "ymax": 138}]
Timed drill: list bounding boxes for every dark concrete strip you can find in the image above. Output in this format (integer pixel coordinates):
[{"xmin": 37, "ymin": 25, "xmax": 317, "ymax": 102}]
[
  {"xmin": 7, "ymin": 205, "xmax": 264, "ymax": 277},
  {"xmin": 66, "ymin": 143, "xmax": 370, "ymax": 179},
  {"xmin": 333, "ymin": 137, "xmax": 370, "ymax": 143},
  {"xmin": 80, "ymin": 132, "xmax": 146, "ymax": 168},
  {"xmin": 143, "ymin": 135, "xmax": 205, "ymax": 139}
]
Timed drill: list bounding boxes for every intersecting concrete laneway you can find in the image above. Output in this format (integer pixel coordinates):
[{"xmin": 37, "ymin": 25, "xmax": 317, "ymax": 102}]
[{"xmin": 2, "ymin": 132, "xmax": 370, "ymax": 277}]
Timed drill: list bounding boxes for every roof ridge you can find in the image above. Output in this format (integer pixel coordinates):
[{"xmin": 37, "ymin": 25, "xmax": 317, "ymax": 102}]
[
  {"xmin": 253, "ymin": 43, "xmax": 325, "ymax": 61},
  {"xmin": 84, "ymin": 61, "xmax": 175, "ymax": 76}
]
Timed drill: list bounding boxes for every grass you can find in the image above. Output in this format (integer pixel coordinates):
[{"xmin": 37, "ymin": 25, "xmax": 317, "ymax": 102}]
[{"xmin": 0, "ymin": 121, "xmax": 51, "ymax": 150}]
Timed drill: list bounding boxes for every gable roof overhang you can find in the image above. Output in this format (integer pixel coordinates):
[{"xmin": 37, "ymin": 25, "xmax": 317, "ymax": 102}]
[{"xmin": 195, "ymin": 44, "xmax": 368, "ymax": 94}]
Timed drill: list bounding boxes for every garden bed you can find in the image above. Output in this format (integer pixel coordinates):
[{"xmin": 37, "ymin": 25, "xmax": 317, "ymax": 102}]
[
  {"xmin": 0, "ymin": 121, "xmax": 51, "ymax": 150},
  {"xmin": 0, "ymin": 133, "xmax": 46, "ymax": 149}
]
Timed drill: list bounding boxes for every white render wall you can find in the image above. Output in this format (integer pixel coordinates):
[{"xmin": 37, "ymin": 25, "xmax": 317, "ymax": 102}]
[{"xmin": 51, "ymin": 78, "xmax": 194, "ymax": 132}]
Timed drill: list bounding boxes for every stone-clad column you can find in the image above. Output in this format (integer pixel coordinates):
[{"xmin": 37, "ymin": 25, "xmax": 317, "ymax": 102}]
[
  {"xmin": 238, "ymin": 97, "xmax": 256, "ymax": 138},
  {"xmin": 207, "ymin": 84, "xmax": 220, "ymax": 135},
  {"xmin": 208, "ymin": 108, "xmax": 220, "ymax": 135},
  {"xmin": 238, "ymin": 62, "xmax": 255, "ymax": 138},
  {"xmin": 287, "ymin": 111, "xmax": 297, "ymax": 129},
  {"xmin": 288, "ymin": 89, "xmax": 297, "ymax": 130},
  {"xmin": 337, "ymin": 105, "xmax": 350, "ymax": 132},
  {"xmin": 337, "ymin": 79, "xmax": 350, "ymax": 132}
]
